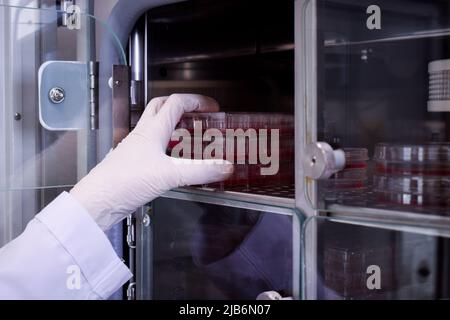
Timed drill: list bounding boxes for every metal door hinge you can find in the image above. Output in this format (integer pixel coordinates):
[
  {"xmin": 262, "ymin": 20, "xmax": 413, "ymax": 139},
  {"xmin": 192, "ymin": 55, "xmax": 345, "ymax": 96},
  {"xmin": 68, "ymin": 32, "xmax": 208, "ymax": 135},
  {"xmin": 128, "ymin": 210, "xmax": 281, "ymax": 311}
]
[
  {"xmin": 61, "ymin": 1, "xmax": 81, "ymax": 30},
  {"xmin": 125, "ymin": 215, "xmax": 137, "ymax": 300},
  {"xmin": 126, "ymin": 216, "xmax": 136, "ymax": 249},
  {"xmin": 89, "ymin": 62, "xmax": 99, "ymax": 130},
  {"xmin": 127, "ymin": 282, "xmax": 136, "ymax": 300},
  {"xmin": 38, "ymin": 61, "xmax": 99, "ymax": 131}
]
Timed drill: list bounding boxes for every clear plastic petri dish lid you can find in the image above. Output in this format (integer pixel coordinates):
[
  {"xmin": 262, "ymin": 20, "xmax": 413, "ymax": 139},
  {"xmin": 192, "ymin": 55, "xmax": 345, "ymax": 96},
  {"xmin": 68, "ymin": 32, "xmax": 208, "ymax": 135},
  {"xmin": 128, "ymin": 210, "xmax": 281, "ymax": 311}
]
[
  {"xmin": 321, "ymin": 168, "xmax": 368, "ymax": 191},
  {"xmin": 320, "ymin": 179, "xmax": 367, "ymax": 191},
  {"xmin": 332, "ymin": 168, "xmax": 368, "ymax": 180},
  {"xmin": 373, "ymin": 174, "xmax": 450, "ymax": 195},
  {"xmin": 226, "ymin": 112, "xmax": 294, "ymax": 132},
  {"xmin": 178, "ymin": 112, "xmax": 294, "ymax": 131},
  {"xmin": 374, "ymin": 143, "xmax": 450, "ymax": 176},
  {"xmin": 177, "ymin": 112, "xmax": 227, "ymax": 130},
  {"xmin": 374, "ymin": 189, "xmax": 450, "ymax": 212},
  {"xmin": 343, "ymin": 148, "xmax": 369, "ymax": 162},
  {"xmin": 322, "ymin": 149, "xmax": 369, "ymax": 191},
  {"xmin": 374, "ymin": 143, "xmax": 450, "ymax": 164}
]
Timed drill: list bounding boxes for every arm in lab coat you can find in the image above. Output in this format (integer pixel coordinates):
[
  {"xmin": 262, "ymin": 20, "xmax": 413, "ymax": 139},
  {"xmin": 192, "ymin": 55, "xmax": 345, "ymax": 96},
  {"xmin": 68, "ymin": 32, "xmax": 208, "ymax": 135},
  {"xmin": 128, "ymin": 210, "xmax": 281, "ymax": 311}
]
[
  {"xmin": 0, "ymin": 192, "xmax": 132, "ymax": 299},
  {"xmin": 0, "ymin": 94, "xmax": 228, "ymax": 299}
]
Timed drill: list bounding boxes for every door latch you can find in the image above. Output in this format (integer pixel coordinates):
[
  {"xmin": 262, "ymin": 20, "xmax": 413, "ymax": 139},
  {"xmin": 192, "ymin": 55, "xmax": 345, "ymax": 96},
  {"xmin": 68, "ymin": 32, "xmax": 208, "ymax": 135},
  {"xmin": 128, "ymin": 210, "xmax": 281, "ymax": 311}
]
[{"xmin": 302, "ymin": 142, "xmax": 346, "ymax": 180}]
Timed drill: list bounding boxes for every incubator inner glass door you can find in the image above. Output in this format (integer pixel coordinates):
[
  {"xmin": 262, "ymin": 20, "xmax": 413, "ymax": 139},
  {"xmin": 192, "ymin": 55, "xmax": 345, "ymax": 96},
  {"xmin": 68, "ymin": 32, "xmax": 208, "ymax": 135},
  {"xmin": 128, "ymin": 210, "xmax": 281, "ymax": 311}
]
[
  {"xmin": 0, "ymin": 2, "xmax": 126, "ymax": 191},
  {"xmin": 0, "ymin": 2, "xmax": 126, "ymax": 243}
]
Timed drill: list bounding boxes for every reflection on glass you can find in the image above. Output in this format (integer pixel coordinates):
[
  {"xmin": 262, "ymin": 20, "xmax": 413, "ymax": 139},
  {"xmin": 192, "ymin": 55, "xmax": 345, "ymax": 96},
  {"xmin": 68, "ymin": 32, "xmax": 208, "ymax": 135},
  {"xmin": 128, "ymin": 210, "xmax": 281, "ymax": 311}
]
[
  {"xmin": 150, "ymin": 198, "xmax": 293, "ymax": 299},
  {"xmin": 303, "ymin": 217, "xmax": 450, "ymax": 300},
  {"xmin": 0, "ymin": 4, "xmax": 126, "ymax": 191},
  {"xmin": 304, "ymin": 0, "xmax": 450, "ymax": 217}
]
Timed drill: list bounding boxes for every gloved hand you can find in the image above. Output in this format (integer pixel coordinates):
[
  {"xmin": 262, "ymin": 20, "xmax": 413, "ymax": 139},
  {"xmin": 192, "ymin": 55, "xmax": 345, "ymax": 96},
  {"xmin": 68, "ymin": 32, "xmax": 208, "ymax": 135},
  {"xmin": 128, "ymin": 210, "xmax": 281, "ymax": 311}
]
[{"xmin": 70, "ymin": 94, "xmax": 234, "ymax": 231}]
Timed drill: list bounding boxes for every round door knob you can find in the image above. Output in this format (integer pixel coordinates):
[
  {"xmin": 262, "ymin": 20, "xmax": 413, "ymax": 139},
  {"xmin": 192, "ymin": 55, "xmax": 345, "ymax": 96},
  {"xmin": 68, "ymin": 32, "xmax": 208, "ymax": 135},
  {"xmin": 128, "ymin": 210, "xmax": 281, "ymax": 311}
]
[{"xmin": 302, "ymin": 142, "xmax": 346, "ymax": 180}]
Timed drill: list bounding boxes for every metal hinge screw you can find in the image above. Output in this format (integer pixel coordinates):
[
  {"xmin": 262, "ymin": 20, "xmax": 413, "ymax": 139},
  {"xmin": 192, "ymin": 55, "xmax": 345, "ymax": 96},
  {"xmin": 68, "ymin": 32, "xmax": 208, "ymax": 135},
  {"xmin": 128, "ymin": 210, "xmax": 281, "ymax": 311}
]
[
  {"xmin": 14, "ymin": 113, "xmax": 21, "ymax": 121},
  {"xmin": 142, "ymin": 213, "xmax": 151, "ymax": 227},
  {"xmin": 49, "ymin": 87, "xmax": 65, "ymax": 104}
]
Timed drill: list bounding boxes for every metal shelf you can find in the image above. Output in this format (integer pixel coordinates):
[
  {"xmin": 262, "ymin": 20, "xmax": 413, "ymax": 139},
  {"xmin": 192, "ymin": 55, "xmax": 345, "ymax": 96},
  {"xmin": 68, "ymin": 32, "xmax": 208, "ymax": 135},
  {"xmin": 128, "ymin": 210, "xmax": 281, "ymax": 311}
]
[
  {"xmin": 324, "ymin": 28, "xmax": 450, "ymax": 48},
  {"xmin": 322, "ymin": 208, "xmax": 450, "ymax": 239},
  {"xmin": 150, "ymin": 44, "xmax": 295, "ymax": 66},
  {"xmin": 161, "ymin": 184, "xmax": 296, "ymax": 216},
  {"xmin": 316, "ymin": 188, "xmax": 450, "ymax": 237}
]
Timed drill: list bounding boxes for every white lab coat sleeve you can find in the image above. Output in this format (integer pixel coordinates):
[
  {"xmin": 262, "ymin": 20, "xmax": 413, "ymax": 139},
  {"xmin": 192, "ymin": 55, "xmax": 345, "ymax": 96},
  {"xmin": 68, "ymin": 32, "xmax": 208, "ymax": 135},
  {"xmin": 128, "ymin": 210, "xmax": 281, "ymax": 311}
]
[{"xmin": 0, "ymin": 191, "xmax": 132, "ymax": 300}]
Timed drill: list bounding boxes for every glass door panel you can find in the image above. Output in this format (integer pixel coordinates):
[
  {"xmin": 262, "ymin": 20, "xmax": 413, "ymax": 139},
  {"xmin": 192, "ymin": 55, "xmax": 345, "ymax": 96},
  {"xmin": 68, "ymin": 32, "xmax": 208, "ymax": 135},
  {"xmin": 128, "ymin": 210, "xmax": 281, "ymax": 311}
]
[
  {"xmin": 137, "ymin": 197, "xmax": 302, "ymax": 300},
  {"xmin": 300, "ymin": 0, "xmax": 450, "ymax": 217},
  {"xmin": 0, "ymin": 2, "xmax": 126, "ymax": 244},
  {"xmin": 302, "ymin": 215, "xmax": 450, "ymax": 299},
  {"xmin": 0, "ymin": 3, "xmax": 126, "ymax": 191}
]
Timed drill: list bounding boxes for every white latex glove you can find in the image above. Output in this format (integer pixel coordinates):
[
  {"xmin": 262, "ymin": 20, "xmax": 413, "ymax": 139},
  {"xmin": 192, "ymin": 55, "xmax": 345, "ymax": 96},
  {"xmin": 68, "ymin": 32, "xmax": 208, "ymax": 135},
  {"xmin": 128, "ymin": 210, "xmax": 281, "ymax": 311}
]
[{"xmin": 70, "ymin": 94, "xmax": 234, "ymax": 231}]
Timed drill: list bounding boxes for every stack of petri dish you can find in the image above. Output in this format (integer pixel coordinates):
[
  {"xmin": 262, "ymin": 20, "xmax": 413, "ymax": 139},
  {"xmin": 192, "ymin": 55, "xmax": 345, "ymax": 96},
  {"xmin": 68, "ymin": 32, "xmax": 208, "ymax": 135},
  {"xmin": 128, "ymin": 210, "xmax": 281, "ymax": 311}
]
[
  {"xmin": 373, "ymin": 143, "xmax": 450, "ymax": 214},
  {"xmin": 320, "ymin": 148, "xmax": 369, "ymax": 198},
  {"xmin": 321, "ymin": 236, "xmax": 433, "ymax": 300},
  {"xmin": 167, "ymin": 112, "xmax": 295, "ymax": 191},
  {"xmin": 167, "ymin": 112, "xmax": 227, "ymax": 160},
  {"xmin": 322, "ymin": 244, "xmax": 396, "ymax": 299}
]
